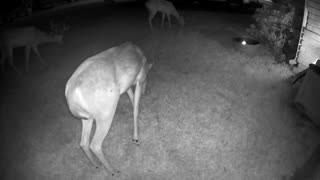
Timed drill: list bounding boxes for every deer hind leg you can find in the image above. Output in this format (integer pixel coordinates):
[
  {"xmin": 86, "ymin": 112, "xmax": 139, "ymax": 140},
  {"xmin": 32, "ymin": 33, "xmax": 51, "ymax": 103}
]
[
  {"xmin": 80, "ymin": 118, "xmax": 99, "ymax": 168},
  {"xmin": 89, "ymin": 92, "xmax": 120, "ymax": 176},
  {"xmin": 32, "ymin": 45, "xmax": 44, "ymax": 64},
  {"xmin": 132, "ymin": 82, "xmax": 142, "ymax": 144}
]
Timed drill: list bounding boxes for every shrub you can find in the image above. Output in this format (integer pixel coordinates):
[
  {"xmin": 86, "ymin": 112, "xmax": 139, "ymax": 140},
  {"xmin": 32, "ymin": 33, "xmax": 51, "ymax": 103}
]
[{"xmin": 247, "ymin": 0, "xmax": 296, "ymax": 63}]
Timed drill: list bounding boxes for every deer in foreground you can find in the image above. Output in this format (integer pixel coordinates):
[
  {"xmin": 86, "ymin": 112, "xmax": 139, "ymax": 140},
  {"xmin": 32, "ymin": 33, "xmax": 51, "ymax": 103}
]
[
  {"xmin": 65, "ymin": 42, "xmax": 152, "ymax": 176},
  {"xmin": 0, "ymin": 23, "xmax": 68, "ymax": 73},
  {"xmin": 145, "ymin": 0, "xmax": 184, "ymax": 30}
]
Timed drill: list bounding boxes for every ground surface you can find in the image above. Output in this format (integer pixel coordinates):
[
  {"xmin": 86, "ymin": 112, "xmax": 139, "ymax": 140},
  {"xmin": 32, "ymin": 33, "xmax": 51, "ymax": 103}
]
[{"xmin": 1, "ymin": 2, "xmax": 320, "ymax": 180}]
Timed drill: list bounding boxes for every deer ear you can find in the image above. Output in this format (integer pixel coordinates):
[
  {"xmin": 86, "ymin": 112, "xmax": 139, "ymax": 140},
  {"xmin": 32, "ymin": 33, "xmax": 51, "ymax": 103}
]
[{"xmin": 148, "ymin": 63, "xmax": 153, "ymax": 70}]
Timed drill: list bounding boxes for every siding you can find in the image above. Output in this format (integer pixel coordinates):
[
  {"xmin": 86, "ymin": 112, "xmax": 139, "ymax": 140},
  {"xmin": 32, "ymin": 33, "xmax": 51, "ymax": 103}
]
[{"xmin": 296, "ymin": 0, "xmax": 320, "ymax": 68}]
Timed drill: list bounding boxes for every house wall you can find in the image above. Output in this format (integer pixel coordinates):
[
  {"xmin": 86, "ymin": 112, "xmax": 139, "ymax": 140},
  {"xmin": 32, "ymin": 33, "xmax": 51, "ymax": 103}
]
[{"xmin": 296, "ymin": 0, "xmax": 320, "ymax": 69}]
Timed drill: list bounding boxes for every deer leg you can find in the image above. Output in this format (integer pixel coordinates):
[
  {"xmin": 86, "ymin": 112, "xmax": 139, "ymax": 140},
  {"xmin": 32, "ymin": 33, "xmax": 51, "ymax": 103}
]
[
  {"xmin": 179, "ymin": 16, "xmax": 184, "ymax": 27},
  {"xmin": 80, "ymin": 118, "xmax": 99, "ymax": 168},
  {"xmin": 25, "ymin": 46, "xmax": 31, "ymax": 72},
  {"xmin": 89, "ymin": 92, "xmax": 120, "ymax": 176},
  {"xmin": 0, "ymin": 51, "xmax": 7, "ymax": 73},
  {"xmin": 148, "ymin": 11, "xmax": 156, "ymax": 30},
  {"xmin": 8, "ymin": 47, "xmax": 20, "ymax": 73},
  {"xmin": 167, "ymin": 14, "xmax": 172, "ymax": 28},
  {"xmin": 142, "ymin": 80, "xmax": 149, "ymax": 95},
  {"xmin": 127, "ymin": 88, "xmax": 134, "ymax": 108},
  {"xmin": 161, "ymin": 12, "xmax": 165, "ymax": 27},
  {"xmin": 132, "ymin": 82, "xmax": 142, "ymax": 144},
  {"xmin": 32, "ymin": 45, "xmax": 44, "ymax": 64}
]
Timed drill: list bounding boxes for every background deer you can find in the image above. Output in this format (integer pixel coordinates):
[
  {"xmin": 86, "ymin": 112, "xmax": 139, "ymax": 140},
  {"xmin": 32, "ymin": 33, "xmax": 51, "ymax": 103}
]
[
  {"xmin": 145, "ymin": 0, "xmax": 184, "ymax": 29},
  {"xmin": 0, "ymin": 23, "xmax": 68, "ymax": 73},
  {"xmin": 65, "ymin": 42, "xmax": 152, "ymax": 176}
]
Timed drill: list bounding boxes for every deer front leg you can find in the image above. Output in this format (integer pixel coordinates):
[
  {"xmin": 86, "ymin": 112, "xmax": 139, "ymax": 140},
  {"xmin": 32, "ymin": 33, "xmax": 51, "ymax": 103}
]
[
  {"xmin": 127, "ymin": 88, "xmax": 134, "ymax": 108},
  {"xmin": 132, "ymin": 82, "xmax": 142, "ymax": 145}
]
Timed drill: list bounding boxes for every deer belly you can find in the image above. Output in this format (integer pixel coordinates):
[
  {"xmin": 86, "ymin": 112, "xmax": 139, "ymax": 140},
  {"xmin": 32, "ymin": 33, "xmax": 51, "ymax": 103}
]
[{"xmin": 117, "ymin": 75, "xmax": 138, "ymax": 94}]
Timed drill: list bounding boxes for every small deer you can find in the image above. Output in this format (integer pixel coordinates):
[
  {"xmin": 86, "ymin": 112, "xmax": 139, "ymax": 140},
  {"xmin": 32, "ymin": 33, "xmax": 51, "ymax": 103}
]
[
  {"xmin": 65, "ymin": 42, "xmax": 152, "ymax": 176},
  {"xmin": 0, "ymin": 23, "xmax": 68, "ymax": 73},
  {"xmin": 145, "ymin": 0, "xmax": 184, "ymax": 30}
]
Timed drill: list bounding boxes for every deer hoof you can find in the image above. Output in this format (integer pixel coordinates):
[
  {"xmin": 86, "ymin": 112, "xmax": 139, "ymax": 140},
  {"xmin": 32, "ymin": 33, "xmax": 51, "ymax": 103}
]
[
  {"xmin": 111, "ymin": 170, "xmax": 120, "ymax": 177},
  {"xmin": 132, "ymin": 139, "xmax": 139, "ymax": 145}
]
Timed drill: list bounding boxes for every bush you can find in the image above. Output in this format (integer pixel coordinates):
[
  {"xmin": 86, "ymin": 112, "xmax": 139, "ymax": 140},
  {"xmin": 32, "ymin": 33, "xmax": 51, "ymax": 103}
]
[{"xmin": 247, "ymin": 0, "xmax": 296, "ymax": 63}]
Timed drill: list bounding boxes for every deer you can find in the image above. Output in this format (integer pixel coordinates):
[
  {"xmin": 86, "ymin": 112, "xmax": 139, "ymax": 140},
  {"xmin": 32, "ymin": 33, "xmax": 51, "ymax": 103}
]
[
  {"xmin": 65, "ymin": 42, "xmax": 152, "ymax": 177},
  {"xmin": 145, "ymin": 0, "xmax": 184, "ymax": 30},
  {"xmin": 0, "ymin": 23, "xmax": 68, "ymax": 73}
]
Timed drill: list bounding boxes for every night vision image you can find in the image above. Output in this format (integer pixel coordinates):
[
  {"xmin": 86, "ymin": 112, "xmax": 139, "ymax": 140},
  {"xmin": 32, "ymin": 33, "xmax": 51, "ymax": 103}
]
[{"xmin": 1, "ymin": 0, "xmax": 320, "ymax": 179}]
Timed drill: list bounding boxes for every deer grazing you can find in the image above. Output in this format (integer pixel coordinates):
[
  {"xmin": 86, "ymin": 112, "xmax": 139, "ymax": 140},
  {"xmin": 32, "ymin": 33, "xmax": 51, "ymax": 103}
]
[
  {"xmin": 65, "ymin": 42, "xmax": 152, "ymax": 176},
  {"xmin": 0, "ymin": 23, "xmax": 68, "ymax": 73},
  {"xmin": 145, "ymin": 0, "xmax": 184, "ymax": 29}
]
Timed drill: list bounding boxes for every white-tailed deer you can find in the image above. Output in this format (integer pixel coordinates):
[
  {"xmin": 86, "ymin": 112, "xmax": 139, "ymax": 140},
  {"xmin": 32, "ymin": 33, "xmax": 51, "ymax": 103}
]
[
  {"xmin": 65, "ymin": 42, "xmax": 152, "ymax": 176},
  {"xmin": 0, "ymin": 24, "xmax": 67, "ymax": 73},
  {"xmin": 145, "ymin": 0, "xmax": 184, "ymax": 29}
]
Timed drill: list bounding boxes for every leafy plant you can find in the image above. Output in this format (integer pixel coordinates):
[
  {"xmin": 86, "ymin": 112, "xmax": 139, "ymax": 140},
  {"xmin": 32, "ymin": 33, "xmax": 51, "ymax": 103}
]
[{"xmin": 247, "ymin": 0, "xmax": 295, "ymax": 62}]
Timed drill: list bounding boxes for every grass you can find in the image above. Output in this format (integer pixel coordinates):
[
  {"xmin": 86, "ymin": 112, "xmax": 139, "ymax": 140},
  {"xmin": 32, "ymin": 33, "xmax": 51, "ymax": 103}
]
[{"xmin": 134, "ymin": 30, "xmax": 319, "ymax": 180}]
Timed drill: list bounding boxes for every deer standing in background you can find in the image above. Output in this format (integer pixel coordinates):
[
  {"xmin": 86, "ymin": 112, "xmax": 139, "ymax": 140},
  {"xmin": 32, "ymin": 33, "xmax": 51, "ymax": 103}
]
[
  {"xmin": 65, "ymin": 42, "xmax": 152, "ymax": 177},
  {"xmin": 0, "ymin": 23, "xmax": 68, "ymax": 73},
  {"xmin": 145, "ymin": 0, "xmax": 184, "ymax": 30}
]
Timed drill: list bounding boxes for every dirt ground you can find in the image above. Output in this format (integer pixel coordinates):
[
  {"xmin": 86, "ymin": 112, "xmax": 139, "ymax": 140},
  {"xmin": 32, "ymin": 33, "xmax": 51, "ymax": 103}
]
[{"xmin": 1, "ymin": 2, "xmax": 320, "ymax": 180}]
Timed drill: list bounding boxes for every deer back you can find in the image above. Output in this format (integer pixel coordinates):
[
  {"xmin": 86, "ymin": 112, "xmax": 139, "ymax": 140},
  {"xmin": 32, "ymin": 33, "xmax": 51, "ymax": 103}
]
[
  {"xmin": 66, "ymin": 42, "xmax": 148, "ymax": 97},
  {"xmin": 1, "ymin": 26, "xmax": 63, "ymax": 48},
  {"xmin": 65, "ymin": 42, "xmax": 150, "ymax": 118},
  {"xmin": 159, "ymin": 0, "xmax": 177, "ymax": 14},
  {"xmin": 146, "ymin": 0, "xmax": 176, "ymax": 14},
  {"xmin": 1, "ymin": 27, "xmax": 35, "ymax": 48},
  {"xmin": 32, "ymin": 27, "xmax": 63, "ymax": 45}
]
